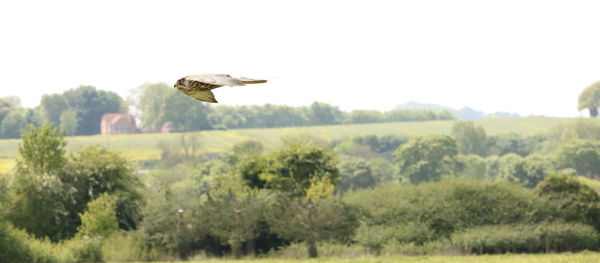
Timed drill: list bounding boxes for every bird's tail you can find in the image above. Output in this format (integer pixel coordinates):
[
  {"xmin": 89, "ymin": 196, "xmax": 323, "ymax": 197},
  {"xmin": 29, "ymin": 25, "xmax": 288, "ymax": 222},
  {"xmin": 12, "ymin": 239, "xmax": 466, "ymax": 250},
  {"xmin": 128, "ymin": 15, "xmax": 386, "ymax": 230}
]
[{"xmin": 238, "ymin": 77, "xmax": 267, "ymax": 84}]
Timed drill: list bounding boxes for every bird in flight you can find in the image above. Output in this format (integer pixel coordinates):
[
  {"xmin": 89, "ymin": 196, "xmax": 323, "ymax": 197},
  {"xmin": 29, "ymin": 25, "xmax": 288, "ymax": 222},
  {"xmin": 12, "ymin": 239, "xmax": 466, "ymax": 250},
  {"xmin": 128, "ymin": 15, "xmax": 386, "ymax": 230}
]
[{"xmin": 174, "ymin": 73, "xmax": 267, "ymax": 103}]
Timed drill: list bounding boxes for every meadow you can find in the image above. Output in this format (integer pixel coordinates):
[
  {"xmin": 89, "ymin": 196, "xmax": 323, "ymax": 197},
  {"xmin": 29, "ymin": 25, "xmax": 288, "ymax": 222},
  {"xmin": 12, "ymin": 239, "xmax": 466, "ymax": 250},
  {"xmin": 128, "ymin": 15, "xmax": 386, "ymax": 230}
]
[
  {"xmin": 0, "ymin": 117, "xmax": 571, "ymax": 174},
  {"xmin": 115, "ymin": 253, "xmax": 600, "ymax": 263}
]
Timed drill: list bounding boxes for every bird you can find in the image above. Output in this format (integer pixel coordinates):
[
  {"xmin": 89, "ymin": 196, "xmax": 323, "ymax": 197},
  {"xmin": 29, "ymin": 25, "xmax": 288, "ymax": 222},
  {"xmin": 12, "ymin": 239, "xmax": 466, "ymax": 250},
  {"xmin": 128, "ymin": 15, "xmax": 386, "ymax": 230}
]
[{"xmin": 174, "ymin": 73, "xmax": 267, "ymax": 103}]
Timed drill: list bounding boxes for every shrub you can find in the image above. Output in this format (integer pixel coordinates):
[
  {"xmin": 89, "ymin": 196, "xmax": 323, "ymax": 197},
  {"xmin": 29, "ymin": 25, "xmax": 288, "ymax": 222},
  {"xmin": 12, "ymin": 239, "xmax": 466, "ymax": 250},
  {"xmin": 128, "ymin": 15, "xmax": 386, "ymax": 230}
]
[
  {"xmin": 0, "ymin": 222, "xmax": 64, "ymax": 263},
  {"xmin": 451, "ymin": 222, "xmax": 599, "ymax": 254},
  {"xmin": 101, "ymin": 231, "xmax": 147, "ymax": 261},
  {"xmin": 64, "ymin": 236, "xmax": 103, "ymax": 263}
]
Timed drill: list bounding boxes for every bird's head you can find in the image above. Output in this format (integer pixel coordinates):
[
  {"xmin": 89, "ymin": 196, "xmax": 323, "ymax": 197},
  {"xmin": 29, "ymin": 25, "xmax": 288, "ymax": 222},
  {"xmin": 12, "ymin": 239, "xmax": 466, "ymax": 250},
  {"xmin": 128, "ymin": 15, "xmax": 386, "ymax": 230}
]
[{"xmin": 174, "ymin": 78, "xmax": 185, "ymax": 88}]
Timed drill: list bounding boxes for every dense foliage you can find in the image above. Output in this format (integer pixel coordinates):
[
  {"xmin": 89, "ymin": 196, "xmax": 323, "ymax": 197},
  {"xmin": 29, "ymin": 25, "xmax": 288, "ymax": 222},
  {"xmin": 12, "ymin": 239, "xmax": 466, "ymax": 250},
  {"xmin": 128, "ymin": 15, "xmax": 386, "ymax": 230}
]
[{"xmin": 4, "ymin": 100, "xmax": 600, "ymax": 261}]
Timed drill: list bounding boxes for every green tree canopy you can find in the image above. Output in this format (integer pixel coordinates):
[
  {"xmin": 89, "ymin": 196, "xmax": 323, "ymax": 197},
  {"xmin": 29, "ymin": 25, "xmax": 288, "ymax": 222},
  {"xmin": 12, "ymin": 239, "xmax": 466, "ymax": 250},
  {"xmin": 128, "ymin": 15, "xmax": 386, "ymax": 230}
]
[
  {"xmin": 130, "ymin": 82, "xmax": 172, "ymax": 130},
  {"xmin": 8, "ymin": 126, "xmax": 142, "ymax": 240},
  {"xmin": 63, "ymin": 85, "xmax": 125, "ymax": 135},
  {"xmin": 259, "ymin": 140, "xmax": 339, "ymax": 196},
  {"xmin": 8, "ymin": 125, "xmax": 69, "ymax": 240},
  {"xmin": 157, "ymin": 91, "xmax": 212, "ymax": 132},
  {"xmin": 0, "ymin": 110, "xmax": 28, "ymax": 139},
  {"xmin": 40, "ymin": 93, "xmax": 68, "ymax": 127},
  {"xmin": 451, "ymin": 121, "xmax": 488, "ymax": 156},
  {"xmin": 394, "ymin": 135, "xmax": 459, "ymax": 184},
  {"xmin": 77, "ymin": 193, "xmax": 119, "ymax": 238},
  {"xmin": 268, "ymin": 196, "xmax": 359, "ymax": 258},
  {"xmin": 536, "ymin": 174, "xmax": 600, "ymax": 231},
  {"xmin": 578, "ymin": 81, "xmax": 600, "ymax": 117},
  {"xmin": 555, "ymin": 140, "xmax": 600, "ymax": 177},
  {"xmin": 306, "ymin": 102, "xmax": 343, "ymax": 126}
]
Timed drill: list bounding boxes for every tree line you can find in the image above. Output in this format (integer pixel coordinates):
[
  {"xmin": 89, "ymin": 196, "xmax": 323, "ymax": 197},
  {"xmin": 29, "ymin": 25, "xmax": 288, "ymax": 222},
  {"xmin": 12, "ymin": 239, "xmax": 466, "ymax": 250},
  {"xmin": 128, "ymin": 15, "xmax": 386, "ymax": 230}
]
[
  {"xmin": 2, "ymin": 118, "xmax": 600, "ymax": 262},
  {"xmin": 0, "ymin": 83, "xmax": 454, "ymax": 139}
]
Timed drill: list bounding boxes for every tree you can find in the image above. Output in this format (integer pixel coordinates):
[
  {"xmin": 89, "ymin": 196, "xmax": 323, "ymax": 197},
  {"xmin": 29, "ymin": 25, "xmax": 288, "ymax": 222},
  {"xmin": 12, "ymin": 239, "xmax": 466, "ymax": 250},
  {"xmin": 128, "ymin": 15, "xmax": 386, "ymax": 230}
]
[
  {"xmin": 555, "ymin": 140, "xmax": 600, "ymax": 177},
  {"xmin": 452, "ymin": 121, "xmax": 488, "ymax": 156},
  {"xmin": 259, "ymin": 140, "xmax": 339, "ymax": 196},
  {"xmin": 8, "ymin": 124, "xmax": 70, "ymax": 240},
  {"xmin": 394, "ymin": 135, "xmax": 459, "ymax": 184},
  {"xmin": 18, "ymin": 124, "xmax": 66, "ymax": 175},
  {"xmin": 59, "ymin": 109, "xmax": 78, "ymax": 136},
  {"xmin": 157, "ymin": 91, "xmax": 213, "ymax": 132},
  {"xmin": 306, "ymin": 102, "xmax": 343, "ymax": 126},
  {"xmin": 347, "ymin": 110, "xmax": 384, "ymax": 124},
  {"xmin": 62, "ymin": 146, "xmax": 143, "ymax": 231},
  {"xmin": 497, "ymin": 154, "xmax": 549, "ymax": 188},
  {"xmin": 77, "ymin": 193, "xmax": 119, "ymax": 238},
  {"xmin": 536, "ymin": 174, "xmax": 600, "ymax": 231},
  {"xmin": 63, "ymin": 85, "xmax": 126, "ymax": 135},
  {"xmin": 337, "ymin": 157, "xmax": 379, "ymax": 193},
  {"xmin": 0, "ymin": 96, "xmax": 20, "ymax": 126},
  {"xmin": 268, "ymin": 195, "xmax": 359, "ymax": 258},
  {"xmin": 40, "ymin": 93, "xmax": 68, "ymax": 127},
  {"xmin": 578, "ymin": 81, "xmax": 600, "ymax": 117},
  {"xmin": 0, "ymin": 110, "xmax": 27, "ymax": 139},
  {"xmin": 130, "ymin": 82, "xmax": 172, "ymax": 131},
  {"xmin": 203, "ymin": 189, "xmax": 272, "ymax": 258}
]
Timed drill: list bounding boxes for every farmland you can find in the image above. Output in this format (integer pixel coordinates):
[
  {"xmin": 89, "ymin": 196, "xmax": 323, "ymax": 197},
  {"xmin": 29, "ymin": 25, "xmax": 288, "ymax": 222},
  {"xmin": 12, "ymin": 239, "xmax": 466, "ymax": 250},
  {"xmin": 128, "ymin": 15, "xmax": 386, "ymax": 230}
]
[{"xmin": 0, "ymin": 117, "xmax": 572, "ymax": 174}]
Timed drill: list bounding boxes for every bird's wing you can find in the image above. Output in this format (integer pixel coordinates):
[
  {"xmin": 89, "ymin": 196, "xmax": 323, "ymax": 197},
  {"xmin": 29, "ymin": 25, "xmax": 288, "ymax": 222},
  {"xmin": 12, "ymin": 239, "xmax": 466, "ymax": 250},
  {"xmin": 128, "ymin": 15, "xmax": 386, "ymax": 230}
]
[
  {"xmin": 185, "ymin": 74, "xmax": 244, "ymax": 86},
  {"xmin": 185, "ymin": 89, "xmax": 218, "ymax": 103},
  {"xmin": 237, "ymin": 77, "xmax": 267, "ymax": 84}
]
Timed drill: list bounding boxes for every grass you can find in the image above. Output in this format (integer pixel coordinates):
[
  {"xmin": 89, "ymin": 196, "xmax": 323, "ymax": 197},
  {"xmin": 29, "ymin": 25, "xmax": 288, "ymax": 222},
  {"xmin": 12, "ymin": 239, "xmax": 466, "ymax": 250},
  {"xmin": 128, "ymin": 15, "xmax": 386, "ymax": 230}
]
[
  {"xmin": 113, "ymin": 252, "xmax": 600, "ymax": 263},
  {"xmin": 0, "ymin": 117, "xmax": 573, "ymax": 171}
]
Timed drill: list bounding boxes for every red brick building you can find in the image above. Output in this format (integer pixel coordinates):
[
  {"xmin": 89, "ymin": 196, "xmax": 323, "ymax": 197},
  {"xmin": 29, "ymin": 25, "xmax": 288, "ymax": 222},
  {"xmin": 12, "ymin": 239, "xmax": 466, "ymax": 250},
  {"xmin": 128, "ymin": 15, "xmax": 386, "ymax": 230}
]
[{"xmin": 100, "ymin": 113, "xmax": 138, "ymax": 135}]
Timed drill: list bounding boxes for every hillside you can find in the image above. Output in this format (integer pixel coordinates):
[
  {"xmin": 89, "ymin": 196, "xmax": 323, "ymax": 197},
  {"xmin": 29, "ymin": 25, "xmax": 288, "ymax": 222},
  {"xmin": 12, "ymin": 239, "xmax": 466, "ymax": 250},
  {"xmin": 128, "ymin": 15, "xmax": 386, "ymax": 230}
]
[{"xmin": 0, "ymin": 117, "xmax": 572, "ymax": 173}]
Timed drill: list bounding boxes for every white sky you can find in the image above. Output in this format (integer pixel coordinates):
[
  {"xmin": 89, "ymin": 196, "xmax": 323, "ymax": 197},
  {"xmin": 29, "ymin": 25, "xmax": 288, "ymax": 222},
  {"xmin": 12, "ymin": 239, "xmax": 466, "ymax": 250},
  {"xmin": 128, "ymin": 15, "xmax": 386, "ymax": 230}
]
[{"xmin": 1, "ymin": 0, "xmax": 599, "ymax": 117}]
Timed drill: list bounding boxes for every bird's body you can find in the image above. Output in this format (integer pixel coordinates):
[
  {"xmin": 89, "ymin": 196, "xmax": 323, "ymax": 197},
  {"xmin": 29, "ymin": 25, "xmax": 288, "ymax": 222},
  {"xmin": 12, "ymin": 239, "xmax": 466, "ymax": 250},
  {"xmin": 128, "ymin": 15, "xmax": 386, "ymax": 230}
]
[{"xmin": 174, "ymin": 73, "xmax": 267, "ymax": 103}]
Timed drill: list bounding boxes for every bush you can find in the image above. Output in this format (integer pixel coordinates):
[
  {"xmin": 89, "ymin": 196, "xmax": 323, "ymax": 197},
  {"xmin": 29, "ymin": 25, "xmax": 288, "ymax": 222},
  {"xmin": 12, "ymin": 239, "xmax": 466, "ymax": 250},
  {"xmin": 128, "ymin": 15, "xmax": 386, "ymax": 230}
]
[
  {"xmin": 451, "ymin": 222, "xmax": 599, "ymax": 254},
  {"xmin": 0, "ymin": 222, "xmax": 64, "ymax": 263},
  {"xmin": 64, "ymin": 236, "xmax": 103, "ymax": 263},
  {"xmin": 269, "ymin": 242, "xmax": 364, "ymax": 258},
  {"xmin": 381, "ymin": 240, "xmax": 457, "ymax": 256},
  {"xmin": 101, "ymin": 231, "xmax": 148, "ymax": 261}
]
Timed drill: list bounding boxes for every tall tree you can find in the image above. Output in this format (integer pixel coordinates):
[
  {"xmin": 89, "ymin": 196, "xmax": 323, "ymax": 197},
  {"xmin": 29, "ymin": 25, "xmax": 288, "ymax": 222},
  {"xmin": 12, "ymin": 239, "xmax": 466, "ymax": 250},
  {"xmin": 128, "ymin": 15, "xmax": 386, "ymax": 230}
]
[
  {"xmin": 0, "ymin": 97, "xmax": 20, "ymax": 126},
  {"xmin": 451, "ymin": 121, "xmax": 488, "ymax": 156},
  {"xmin": 0, "ymin": 110, "xmax": 27, "ymax": 139},
  {"xmin": 8, "ymin": 124, "xmax": 69, "ymax": 240},
  {"xmin": 130, "ymin": 82, "xmax": 172, "ymax": 130},
  {"xmin": 40, "ymin": 93, "xmax": 68, "ymax": 127},
  {"xmin": 578, "ymin": 81, "xmax": 600, "ymax": 117},
  {"xmin": 59, "ymin": 109, "xmax": 78, "ymax": 136}
]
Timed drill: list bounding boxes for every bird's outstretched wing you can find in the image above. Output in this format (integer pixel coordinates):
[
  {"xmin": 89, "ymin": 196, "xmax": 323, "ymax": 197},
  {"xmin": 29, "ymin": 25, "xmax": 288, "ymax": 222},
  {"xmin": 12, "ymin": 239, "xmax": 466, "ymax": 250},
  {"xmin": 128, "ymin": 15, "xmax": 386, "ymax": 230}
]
[
  {"xmin": 184, "ymin": 89, "xmax": 218, "ymax": 103},
  {"xmin": 185, "ymin": 74, "xmax": 244, "ymax": 86}
]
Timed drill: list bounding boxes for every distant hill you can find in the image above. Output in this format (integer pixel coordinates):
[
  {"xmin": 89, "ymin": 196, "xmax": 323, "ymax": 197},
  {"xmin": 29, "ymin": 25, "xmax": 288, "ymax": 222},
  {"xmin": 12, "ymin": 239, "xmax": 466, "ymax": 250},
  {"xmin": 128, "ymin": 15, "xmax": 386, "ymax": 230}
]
[{"xmin": 395, "ymin": 101, "xmax": 520, "ymax": 120}]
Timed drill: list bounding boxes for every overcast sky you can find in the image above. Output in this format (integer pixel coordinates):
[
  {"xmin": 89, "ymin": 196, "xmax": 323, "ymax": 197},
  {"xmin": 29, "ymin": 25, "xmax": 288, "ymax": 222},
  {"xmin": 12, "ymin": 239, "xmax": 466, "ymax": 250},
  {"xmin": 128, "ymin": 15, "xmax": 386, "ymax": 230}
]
[{"xmin": 1, "ymin": 0, "xmax": 599, "ymax": 117}]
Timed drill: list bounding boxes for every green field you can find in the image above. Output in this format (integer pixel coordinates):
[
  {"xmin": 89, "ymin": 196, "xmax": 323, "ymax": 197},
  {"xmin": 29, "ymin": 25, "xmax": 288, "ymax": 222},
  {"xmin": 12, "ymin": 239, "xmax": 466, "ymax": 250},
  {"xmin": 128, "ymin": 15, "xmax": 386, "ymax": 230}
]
[
  {"xmin": 114, "ymin": 253, "xmax": 600, "ymax": 263},
  {"xmin": 0, "ymin": 117, "xmax": 573, "ymax": 173}
]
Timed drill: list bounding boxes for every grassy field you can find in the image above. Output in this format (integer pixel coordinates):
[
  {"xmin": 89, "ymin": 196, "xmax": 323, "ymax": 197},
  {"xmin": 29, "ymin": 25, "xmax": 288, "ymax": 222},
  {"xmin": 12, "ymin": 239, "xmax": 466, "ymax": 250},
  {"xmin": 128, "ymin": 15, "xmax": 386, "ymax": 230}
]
[
  {"xmin": 115, "ymin": 253, "xmax": 600, "ymax": 263},
  {"xmin": 0, "ymin": 117, "xmax": 573, "ymax": 174}
]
